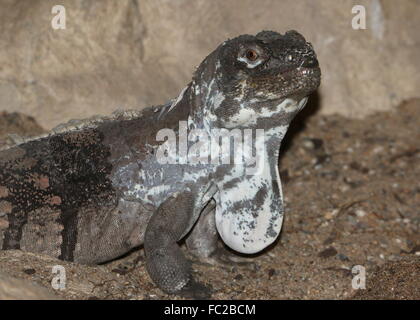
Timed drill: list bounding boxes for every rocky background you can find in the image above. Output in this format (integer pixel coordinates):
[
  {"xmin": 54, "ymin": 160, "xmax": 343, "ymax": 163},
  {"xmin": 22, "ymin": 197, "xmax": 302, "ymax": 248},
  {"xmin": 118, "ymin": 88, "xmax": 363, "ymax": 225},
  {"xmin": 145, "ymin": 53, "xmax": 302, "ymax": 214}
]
[
  {"xmin": 0, "ymin": 0, "xmax": 419, "ymax": 300},
  {"xmin": 0, "ymin": 0, "xmax": 419, "ymax": 129}
]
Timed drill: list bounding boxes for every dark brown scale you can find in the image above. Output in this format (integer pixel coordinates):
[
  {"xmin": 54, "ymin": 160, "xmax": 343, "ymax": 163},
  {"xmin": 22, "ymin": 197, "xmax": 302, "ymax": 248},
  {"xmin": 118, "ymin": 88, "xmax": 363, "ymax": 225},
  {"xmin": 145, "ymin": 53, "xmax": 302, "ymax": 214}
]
[{"xmin": 0, "ymin": 129, "xmax": 117, "ymax": 261}]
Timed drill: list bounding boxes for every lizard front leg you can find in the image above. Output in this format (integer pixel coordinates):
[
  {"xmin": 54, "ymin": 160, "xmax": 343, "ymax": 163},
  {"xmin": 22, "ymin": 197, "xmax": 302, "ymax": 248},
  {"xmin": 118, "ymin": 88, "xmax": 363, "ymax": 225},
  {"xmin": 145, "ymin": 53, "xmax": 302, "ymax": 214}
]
[
  {"xmin": 186, "ymin": 199, "xmax": 257, "ymax": 269},
  {"xmin": 144, "ymin": 191, "xmax": 211, "ymax": 298}
]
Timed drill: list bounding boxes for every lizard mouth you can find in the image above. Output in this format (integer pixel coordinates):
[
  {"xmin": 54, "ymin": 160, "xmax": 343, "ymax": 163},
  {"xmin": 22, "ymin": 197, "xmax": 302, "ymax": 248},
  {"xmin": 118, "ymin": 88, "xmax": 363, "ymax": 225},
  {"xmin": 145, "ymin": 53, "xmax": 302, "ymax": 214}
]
[
  {"xmin": 281, "ymin": 66, "xmax": 321, "ymax": 94},
  {"xmin": 281, "ymin": 65, "xmax": 321, "ymax": 78},
  {"xmin": 251, "ymin": 66, "xmax": 320, "ymax": 102},
  {"xmin": 298, "ymin": 66, "xmax": 320, "ymax": 76}
]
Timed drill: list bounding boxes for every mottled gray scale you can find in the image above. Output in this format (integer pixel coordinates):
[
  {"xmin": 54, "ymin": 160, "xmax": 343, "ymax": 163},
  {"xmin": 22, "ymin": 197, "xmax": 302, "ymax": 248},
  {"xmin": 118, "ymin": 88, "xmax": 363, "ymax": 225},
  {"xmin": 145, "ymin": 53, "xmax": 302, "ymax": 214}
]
[
  {"xmin": 19, "ymin": 207, "xmax": 63, "ymax": 258},
  {"xmin": 72, "ymin": 200, "xmax": 148, "ymax": 264}
]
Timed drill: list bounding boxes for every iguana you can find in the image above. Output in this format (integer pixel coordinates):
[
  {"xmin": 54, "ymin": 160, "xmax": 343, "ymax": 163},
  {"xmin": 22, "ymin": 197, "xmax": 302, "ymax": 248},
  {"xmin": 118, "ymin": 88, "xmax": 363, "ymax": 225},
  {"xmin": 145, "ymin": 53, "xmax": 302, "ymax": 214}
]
[{"xmin": 0, "ymin": 30, "xmax": 320, "ymax": 298}]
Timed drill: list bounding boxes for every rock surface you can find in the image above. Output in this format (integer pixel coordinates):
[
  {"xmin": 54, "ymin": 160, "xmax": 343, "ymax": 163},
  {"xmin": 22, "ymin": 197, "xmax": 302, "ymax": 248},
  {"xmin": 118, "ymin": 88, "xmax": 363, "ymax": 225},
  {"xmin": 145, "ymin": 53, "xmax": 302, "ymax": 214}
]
[
  {"xmin": 0, "ymin": 271, "xmax": 61, "ymax": 300},
  {"xmin": 0, "ymin": 0, "xmax": 419, "ymax": 129},
  {"xmin": 0, "ymin": 111, "xmax": 45, "ymax": 149}
]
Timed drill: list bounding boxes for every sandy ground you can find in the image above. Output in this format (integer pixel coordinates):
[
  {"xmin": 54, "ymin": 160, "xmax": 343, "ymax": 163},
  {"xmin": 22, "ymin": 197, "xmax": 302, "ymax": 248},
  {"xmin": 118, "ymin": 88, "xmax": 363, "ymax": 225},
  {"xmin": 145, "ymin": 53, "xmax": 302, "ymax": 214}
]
[{"xmin": 0, "ymin": 98, "xmax": 418, "ymax": 300}]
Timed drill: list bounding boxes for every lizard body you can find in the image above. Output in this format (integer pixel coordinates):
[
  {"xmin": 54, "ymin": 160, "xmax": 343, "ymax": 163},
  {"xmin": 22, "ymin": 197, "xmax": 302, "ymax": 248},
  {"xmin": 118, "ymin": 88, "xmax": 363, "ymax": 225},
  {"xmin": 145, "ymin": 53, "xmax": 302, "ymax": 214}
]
[{"xmin": 0, "ymin": 30, "xmax": 320, "ymax": 297}]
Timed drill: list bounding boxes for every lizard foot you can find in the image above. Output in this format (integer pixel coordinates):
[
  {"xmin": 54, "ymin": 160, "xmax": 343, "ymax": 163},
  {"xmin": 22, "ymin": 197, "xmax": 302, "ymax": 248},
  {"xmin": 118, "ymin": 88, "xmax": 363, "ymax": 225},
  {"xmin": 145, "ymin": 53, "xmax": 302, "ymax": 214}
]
[
  {"xmin": 192, "ymin": 246, "xmax": 257, "ymax": 271},
  {"xmin": 177, "ymin": 280, "xmax": 213, "ymax": 300}
]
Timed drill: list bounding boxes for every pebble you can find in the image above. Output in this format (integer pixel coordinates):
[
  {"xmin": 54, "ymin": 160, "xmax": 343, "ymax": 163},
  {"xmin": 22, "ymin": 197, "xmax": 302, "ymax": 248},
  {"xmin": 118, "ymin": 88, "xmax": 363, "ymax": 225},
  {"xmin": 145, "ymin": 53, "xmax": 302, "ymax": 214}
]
[
  {"xmin": 356, "ymin": 209, "xmax": 366, "ymax": 217},
  {"xmin": 337, "ymin": 253, "xmax": 350, "ymax": 261},
  {"xmin": 234, "ymin": 274, "xmax": 244, "ymax": 281},
  {"xmin": 268, "ymin": 269, "xmax": 277, "ymax": 278},
  {"xmin": 318, "ymin": 247, "xmax": 338, "ymax": 259},
  {"xmin": 372, "ymin": 146, "xmax": 384, "ymax": 154},
  {"xmin": 324, "ymin": 209, "xmax": 340, "ymax": 220},
  {"xmin": 23, "ymin": 268, "xmax": 36, "ymax": 275},
  {"xmin": 302, "ymin": 139, "xmax": 316, "ymax": 150}
]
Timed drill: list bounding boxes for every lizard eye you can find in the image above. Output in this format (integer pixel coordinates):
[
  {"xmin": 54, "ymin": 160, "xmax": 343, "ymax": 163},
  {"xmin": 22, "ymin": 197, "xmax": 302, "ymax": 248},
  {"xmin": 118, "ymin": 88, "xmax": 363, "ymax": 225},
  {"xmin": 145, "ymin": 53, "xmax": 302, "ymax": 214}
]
[
  {"xmin": 245, "ymin": 49, "xmax": 259, "ymax": 61},
  {"xmin": 286, "ymin": 54, "xmax": 294, "ymax": 62}
]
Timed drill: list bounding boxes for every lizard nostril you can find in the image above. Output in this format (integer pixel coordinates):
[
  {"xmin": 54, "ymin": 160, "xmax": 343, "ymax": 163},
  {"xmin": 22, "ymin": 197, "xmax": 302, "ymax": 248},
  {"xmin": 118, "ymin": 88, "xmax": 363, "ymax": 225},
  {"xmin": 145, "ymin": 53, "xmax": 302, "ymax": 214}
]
[{"xmin": 302, "ymin": 57, "xmax": 319, "ymax": 68}]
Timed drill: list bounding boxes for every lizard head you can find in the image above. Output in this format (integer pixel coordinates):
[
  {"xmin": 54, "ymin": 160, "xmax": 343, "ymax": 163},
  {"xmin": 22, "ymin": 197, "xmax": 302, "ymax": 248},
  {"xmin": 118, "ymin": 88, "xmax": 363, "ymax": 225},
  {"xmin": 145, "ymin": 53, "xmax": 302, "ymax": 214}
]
[{"xmin": 191, "ymin": 30, "xmax": 321, "ymax": 129}]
